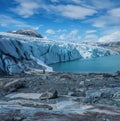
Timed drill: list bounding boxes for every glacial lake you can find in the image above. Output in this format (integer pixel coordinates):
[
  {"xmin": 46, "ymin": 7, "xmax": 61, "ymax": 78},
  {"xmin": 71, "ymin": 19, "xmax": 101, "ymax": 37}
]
[{"xmin": 50, "ymin": 55, "xmax": 120, "ymax": 73}]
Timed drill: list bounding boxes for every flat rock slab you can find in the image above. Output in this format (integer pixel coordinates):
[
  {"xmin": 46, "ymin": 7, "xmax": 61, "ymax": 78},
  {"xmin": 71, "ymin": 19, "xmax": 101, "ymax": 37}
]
[
  {"xmin": 5, "ymin": 93, "xmax": 42, "ymax": 100},
  {"xmin": 5, "ymin": 92, "xmax": 57, "ymax": 100}
]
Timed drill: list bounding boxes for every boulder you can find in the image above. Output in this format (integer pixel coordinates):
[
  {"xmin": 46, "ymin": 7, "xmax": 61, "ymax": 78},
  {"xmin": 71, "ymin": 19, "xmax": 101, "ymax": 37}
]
[
  {"xmin": 68, "ymin": 89, "xmax": 86, "ymax": 97},
  {"xmin": 4, "ymin": 79, "xmax": 24, "ymax": 92},
  {"xmin": 39, "ymin": 90, "xmax": 58, "ymax": 100}
]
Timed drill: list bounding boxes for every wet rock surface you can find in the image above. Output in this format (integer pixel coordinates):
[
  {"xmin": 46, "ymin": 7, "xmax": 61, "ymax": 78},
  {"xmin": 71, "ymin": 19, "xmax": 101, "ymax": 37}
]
[{"xmin": 0, "ymin": 72, "xmax": 120, "ymax": 120}]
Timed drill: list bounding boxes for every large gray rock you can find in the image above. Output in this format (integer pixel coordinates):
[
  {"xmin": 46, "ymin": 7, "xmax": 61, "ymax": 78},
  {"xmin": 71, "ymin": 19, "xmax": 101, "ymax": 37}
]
[
  {"xmin": 39, "ymin": 91, "xmax": 58, "ymax": 100},
  {"xmin": 4, "ymin": 79, "xmax": 24, "ymax": 92},
  {"xmin": 8, "ymin": 29, "xmax": 43, "ymax": 38},
  {"xmin": 68, "ymin": 89, "xmax": 86, "ymax": 97}
]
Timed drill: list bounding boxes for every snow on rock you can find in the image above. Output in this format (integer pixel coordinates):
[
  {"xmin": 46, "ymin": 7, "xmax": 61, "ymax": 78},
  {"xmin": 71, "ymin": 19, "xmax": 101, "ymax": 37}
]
[
  {"xmin": 0, "ymin": 32, "xmax": 117, "ymax": 74},
  {"xmin": 7, "ymin": 29, "xmax": 43, "ymax": 38}
]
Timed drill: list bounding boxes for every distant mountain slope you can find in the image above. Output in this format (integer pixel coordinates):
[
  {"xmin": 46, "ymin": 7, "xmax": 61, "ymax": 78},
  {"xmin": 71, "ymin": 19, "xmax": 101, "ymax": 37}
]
[
  {"xmin": 0, "ymin": 31, "xmax": 117, "ymax": 75},
  {"xmin": 97, "ymin": 42, "xmax": 120, "ymax": 53},
  {"xmin": 7, "ymin": 29, "xmax": 43, "ymax": 38}
]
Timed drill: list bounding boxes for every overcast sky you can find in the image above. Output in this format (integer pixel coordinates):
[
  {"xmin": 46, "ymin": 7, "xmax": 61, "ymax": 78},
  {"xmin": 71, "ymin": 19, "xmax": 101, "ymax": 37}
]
[{"xmin": 0, "ymin": 0, "xmax": 120, "ymax": 42}]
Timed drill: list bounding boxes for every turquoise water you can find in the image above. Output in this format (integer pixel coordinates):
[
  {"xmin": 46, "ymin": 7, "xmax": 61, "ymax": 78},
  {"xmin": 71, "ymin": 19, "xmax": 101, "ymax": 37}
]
[{"xmin": 50, "ymin": 55, "xmax": 120, "ymax": 73}]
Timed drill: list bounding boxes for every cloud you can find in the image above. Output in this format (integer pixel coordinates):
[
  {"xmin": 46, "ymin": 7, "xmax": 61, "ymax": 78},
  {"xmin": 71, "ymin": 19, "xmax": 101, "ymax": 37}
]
[
  {"xmin": 57, "ymin": 29, "xmax": 67, "ymax": 33},
  {"xmin": 84, "ymin": 34, "xmax": 98, "ymax": 41},
  {"xmin": 53, "ymin": 5, "xmax": 97, "ymax": 19},
  {"xmin": 41, "ymin": 4, "xmax": 97, "ymax": 19},
  {"xmin": 85, "ymin": 7, "xmax": 120, "ymax": 28},
  {"xmin": 33, "ymin": 26, "xmax": 42, "ymax": 30},
  {"xmin": 0, "ymin": 15, "xmax": 30, "ymax": 28},
  {"xmin": 59, "ymin": 29, "xmax": 81, "ymax": 41},
  {"xmin": 108, "ymin": 8, "xmax": 120, "ymax": 17},
  {"xmin": 86, "ymin": 30, "xmax": 97, "ymax": 34},
  {"xmin": 98, "ymin": 31, "xmax": 120, "ymax": 43},
  {"xmin": 46, "ymin": 29, "xmax": 55, "ymax": 34},
  {"xmin": 2, "ymin": 0, "xmax": 120, "ymax": 43},
  {"xmin": 50, "ymin": 0, "xmax": 59, "ymax": 3},
  {"xmin": 91, "ymin": 17, "xmax": 107, "ymax": 28},
  {"xmin": 71, "ymin": 0, "xmax": 81, "ymax": 4},
  {"xmin": 90, "ymin": 0, "xmax": 117, "ymax": 9},
  {"xmin": 11, "ymin": 0, "xmax": 40, "ymax": 18},
  {"xmin": 50, "ymin": 0, "xmax": 82, "ymax": 4},
  {"xmin": 85, "ymin": 16, "xmax": 106, "ymax": 28},
  {"xmin": 69, "ymin": 29, "xmax": 78, "ymax": 36},
  {"xmin": 60, "ymin": 29, "xmax": 78, "ymax": 40},
  {"xmin": 0, "ymin": 15, "xmax": 41, "ymax": 31}
]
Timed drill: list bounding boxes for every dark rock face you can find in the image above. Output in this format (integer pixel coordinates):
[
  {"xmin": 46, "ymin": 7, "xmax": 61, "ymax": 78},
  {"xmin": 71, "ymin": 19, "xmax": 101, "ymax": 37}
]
[
  {"xmin": 8, "ymin": 29, "xmax": 43, "ymax": 38},
  {"xmin": 52, "ymin": 90, "xmax": 58, "ymax": 98}
]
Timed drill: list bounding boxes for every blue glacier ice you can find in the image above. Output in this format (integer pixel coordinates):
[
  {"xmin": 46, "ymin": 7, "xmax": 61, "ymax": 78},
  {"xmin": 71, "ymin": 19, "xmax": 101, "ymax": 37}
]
[{"xmin": 0, "ymin": 32, "xmax": 117, "ymax": 74}]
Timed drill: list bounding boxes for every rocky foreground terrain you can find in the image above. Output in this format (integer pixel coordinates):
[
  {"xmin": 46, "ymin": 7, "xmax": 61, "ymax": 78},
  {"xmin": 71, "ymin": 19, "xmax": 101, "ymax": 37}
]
[{"xmin": 0, "ymin": 72, "xmax": 120, "ymax": 121}]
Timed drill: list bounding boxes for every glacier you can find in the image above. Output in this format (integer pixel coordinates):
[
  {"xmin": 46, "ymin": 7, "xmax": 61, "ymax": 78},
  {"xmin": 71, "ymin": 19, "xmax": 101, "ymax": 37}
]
[{"xmin": 0, "ymin": 32, "xmax": 117, "ymax": 75}]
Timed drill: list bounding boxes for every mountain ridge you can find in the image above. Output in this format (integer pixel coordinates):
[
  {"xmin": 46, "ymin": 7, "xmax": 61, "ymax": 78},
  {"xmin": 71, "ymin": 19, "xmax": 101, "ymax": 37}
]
[{"xmin": 7, "ymin": 29, "xmax": 43, "ymax": 38}]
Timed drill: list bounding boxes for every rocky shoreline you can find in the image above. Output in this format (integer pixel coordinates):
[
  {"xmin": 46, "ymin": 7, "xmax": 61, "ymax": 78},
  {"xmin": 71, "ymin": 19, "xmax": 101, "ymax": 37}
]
[{"xmin": 0, "ymin": 72, "xmax": 120, "ymax": 121}]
